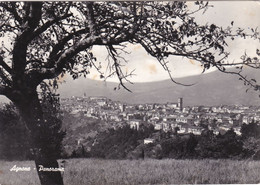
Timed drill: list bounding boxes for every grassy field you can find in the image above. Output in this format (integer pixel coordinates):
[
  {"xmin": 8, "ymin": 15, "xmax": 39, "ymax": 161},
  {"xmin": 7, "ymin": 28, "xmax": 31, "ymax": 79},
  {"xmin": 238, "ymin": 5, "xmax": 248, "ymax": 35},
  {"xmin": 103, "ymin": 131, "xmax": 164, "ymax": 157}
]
[{"xmin": 0, "ymin": 158, "xmax": 260, "ymax": 185}]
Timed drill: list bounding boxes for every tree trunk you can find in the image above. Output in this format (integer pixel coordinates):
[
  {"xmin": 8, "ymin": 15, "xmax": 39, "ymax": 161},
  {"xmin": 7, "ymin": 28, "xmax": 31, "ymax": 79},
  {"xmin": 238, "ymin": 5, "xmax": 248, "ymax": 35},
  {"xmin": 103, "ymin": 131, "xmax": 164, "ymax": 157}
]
[
  {"xmin": 32, "ymin": 130, "xmax": 64, "ymax": 185},
  {"xmin": 12, "ymin": 90, "xmax": 64, "ymax": 185},
  {"xmin": 35, "ymin": 155, "xmax": 64, "ymax": 185}
]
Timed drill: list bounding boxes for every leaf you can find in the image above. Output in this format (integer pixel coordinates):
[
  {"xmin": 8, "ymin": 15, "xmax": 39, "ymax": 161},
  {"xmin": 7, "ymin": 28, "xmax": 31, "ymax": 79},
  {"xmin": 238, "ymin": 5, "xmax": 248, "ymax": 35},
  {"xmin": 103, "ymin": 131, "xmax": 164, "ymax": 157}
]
[
  {"xmin": 210, "ymin": 24, "xmax": 216, "ymax": 32},
  {"xmin": 256, "ymin": 49, "xmax": 260, "ymax": 56}
]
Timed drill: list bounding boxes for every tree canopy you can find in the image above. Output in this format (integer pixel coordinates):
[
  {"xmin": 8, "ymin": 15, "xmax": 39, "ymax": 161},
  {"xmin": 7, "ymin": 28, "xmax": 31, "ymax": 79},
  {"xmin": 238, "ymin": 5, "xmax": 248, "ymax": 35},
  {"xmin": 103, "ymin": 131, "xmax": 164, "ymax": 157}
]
[{"xmin": 0, "ymin": 1, "xmax": 259, "ymax": 96}]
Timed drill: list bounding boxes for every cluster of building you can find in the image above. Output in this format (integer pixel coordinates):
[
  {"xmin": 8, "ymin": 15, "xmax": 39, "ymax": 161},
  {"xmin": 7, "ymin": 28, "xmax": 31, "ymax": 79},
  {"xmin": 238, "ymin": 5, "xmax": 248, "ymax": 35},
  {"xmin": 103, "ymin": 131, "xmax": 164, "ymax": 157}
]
[{"xmin": 61, "ymin": 96, "xmax": 260, "ymax": 137}]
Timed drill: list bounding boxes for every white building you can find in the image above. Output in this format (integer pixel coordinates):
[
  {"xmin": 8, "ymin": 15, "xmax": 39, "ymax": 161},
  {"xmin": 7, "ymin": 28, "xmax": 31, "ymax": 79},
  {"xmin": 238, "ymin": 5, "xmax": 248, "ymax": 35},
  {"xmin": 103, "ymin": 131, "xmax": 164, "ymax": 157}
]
[
  {"xmin": 154, "ymin": 123, "xmax": 163, "ymax": 131},
  {"xmin": 144, "ymin": 138, "xmax": 155, "ymax": 144},
  {"xmin": 129, "ymin": 120, "xmax": 140, "ymax": 130}
]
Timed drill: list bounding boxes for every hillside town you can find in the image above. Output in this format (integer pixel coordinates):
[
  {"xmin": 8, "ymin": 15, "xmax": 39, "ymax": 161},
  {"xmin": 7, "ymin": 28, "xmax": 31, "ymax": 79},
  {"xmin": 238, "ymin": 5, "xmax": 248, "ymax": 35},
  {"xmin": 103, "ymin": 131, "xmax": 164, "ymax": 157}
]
[{"xmin": 61, "ymin": 95, "xmax": 260, "ymax": 138}]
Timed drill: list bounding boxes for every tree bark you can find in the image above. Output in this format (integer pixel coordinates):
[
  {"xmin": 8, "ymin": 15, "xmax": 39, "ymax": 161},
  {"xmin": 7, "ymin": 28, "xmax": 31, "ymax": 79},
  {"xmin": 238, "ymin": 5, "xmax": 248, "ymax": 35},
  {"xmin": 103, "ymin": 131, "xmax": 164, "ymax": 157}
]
[
  {"xmin": 11, "ymin": 89, "xmax": 64, "ymax": 185},
  {"xmin": 35, "ymin": 156, "xmax": 64, "ymax": 185},
  {"xmin": 32, "ymin": 128, "xmax": 64, "ymax": 185}
]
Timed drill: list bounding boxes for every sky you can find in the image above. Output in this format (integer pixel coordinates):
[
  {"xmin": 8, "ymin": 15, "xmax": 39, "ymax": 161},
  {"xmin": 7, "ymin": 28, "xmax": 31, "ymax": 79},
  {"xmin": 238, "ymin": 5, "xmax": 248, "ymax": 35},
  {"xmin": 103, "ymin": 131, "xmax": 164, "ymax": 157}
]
[
  {"xmin": 0, "ymin": 1, "xmax": 260, "ymax": 103},
  {"xmin": 84, "ymin": 1, "xmax": 260, "ymax": 83}
]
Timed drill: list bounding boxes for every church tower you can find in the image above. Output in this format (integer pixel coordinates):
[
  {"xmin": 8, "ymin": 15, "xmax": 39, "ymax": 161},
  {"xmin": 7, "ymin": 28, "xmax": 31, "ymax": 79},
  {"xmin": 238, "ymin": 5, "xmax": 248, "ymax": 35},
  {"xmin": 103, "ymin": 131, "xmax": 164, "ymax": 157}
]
[{"xmin": 178, "ymin": 98, "xmax": 183, "ymax": 111}]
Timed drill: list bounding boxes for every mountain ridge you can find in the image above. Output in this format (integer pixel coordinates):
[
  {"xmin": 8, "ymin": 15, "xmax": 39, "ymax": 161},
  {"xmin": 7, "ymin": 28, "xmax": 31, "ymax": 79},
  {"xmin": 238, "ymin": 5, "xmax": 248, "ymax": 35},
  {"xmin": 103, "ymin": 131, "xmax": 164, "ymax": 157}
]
[{"xmin": 58, "ymin": 68, "xmax": 260, "ymax": 106}]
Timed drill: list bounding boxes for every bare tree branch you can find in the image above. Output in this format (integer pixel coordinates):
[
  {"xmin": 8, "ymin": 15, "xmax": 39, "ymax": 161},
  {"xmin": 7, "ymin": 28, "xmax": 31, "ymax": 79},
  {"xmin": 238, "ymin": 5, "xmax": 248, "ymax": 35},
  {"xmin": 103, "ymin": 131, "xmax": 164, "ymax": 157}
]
[
  {"xmin": 0, "ymin": 56, "xmax": 12, "ymax": 74},
  {"xmin": 48, "ymin": 29, "xmax": 89, "ymax": 64},
  {"xmin": 107, "ymin": 45, "xmax": 132, "ymax": 92},
  {"xmin": 0, "ymin": 67, "xmax": 12, "ymax": 86},
  {"xmin": 32, "ymin": 13, "xmax": 73, "ymax": 41}
]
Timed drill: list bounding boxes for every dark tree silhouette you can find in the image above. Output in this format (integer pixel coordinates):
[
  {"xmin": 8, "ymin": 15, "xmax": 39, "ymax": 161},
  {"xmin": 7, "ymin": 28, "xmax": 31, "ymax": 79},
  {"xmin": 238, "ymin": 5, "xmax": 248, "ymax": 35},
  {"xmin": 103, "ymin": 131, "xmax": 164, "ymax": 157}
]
[
  {"xmin": 0, "ymin": 2, "xmax": 259, "ymax": 185},
  {"xmin": 241, "ymin": 121, "xmax": 260, "ymax": 159},
  {"xmin": 0, "ymin": 104, "xmax": 30, "ymax": 160}
]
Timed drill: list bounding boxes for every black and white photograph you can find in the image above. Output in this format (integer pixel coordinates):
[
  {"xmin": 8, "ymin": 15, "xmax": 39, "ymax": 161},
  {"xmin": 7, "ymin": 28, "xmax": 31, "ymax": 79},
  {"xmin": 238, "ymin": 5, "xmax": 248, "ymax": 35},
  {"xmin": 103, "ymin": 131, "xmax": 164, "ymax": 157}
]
[{"xmin": 0, "ymin": 1, "xmax": 260, "ymax": 185}]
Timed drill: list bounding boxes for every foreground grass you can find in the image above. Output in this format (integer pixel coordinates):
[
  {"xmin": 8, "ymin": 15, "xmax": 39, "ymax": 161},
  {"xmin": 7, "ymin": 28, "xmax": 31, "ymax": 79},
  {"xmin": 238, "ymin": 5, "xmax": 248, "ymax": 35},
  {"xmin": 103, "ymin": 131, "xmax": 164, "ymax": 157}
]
[{"xmin": 1, "ymin": 158, "xmax": 260, "ymax": 185}]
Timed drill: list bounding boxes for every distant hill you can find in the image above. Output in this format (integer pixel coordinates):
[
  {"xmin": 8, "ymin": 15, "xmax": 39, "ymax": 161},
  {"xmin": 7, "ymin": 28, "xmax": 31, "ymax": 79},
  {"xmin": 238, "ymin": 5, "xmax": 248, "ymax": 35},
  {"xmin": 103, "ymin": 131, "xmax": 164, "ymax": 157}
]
[{"xmin": 58, "ymin": 68, "xmax": 260, "ymax": 106}]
